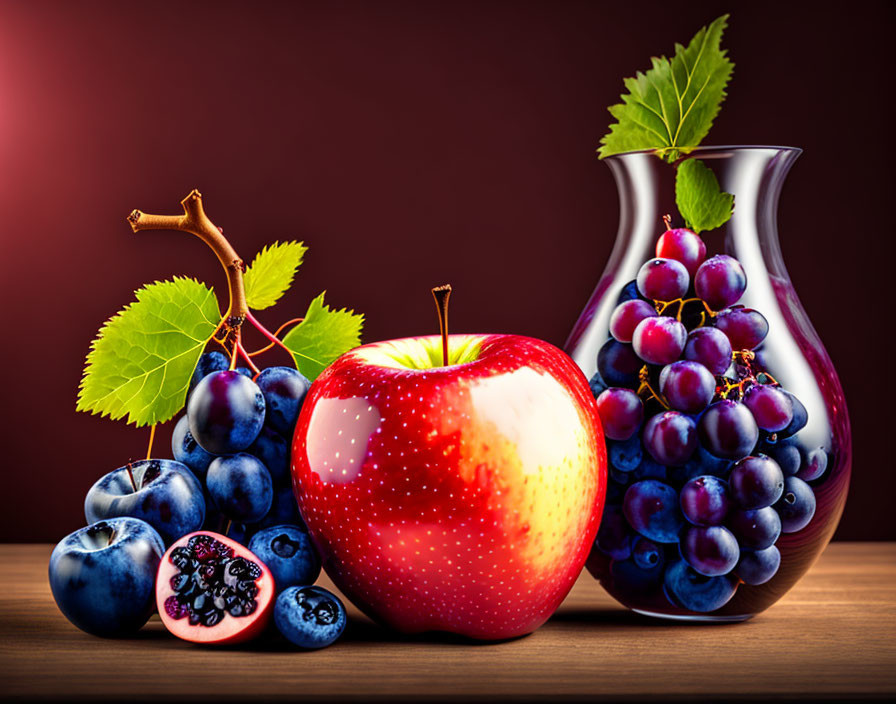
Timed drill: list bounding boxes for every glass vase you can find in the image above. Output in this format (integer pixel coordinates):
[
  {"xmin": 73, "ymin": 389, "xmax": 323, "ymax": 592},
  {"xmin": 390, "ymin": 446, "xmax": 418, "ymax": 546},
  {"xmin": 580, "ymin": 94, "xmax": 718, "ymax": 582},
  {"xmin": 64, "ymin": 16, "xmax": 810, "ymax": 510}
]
[{"xmin": 566, "ymin": 146, "xmax": 851, "ymax": 621}]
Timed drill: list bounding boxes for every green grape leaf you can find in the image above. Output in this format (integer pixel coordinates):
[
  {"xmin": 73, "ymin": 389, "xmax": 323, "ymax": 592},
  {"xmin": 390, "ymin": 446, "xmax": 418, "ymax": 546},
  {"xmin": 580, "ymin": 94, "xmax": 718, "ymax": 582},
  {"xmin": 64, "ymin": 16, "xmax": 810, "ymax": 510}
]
[
  {"xmin": 281, "ymin": 292, "xmax": 363, "ymax": 380},
  {"xmin": 675, "ymin": 158, "xmax": 734, "ymax": 233},
  {"xmin": 243, "ymin": 240, "xmax": 308, "ymax": 310},
  {"xmin": 76, "ymin": 277, "xmax": 222, "ymax": 427},
  {"xmin": 598, "ymin": 15, "xmax": 733, "ymax": 160}
]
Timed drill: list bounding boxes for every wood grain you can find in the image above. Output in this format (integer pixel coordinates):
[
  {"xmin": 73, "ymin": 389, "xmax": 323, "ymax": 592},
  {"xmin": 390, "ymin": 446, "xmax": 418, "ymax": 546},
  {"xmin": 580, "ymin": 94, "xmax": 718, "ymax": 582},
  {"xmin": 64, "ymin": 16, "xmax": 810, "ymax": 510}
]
[{"xmin": 1, "ymin": 542, "xmax": 894, "ymax": 701}]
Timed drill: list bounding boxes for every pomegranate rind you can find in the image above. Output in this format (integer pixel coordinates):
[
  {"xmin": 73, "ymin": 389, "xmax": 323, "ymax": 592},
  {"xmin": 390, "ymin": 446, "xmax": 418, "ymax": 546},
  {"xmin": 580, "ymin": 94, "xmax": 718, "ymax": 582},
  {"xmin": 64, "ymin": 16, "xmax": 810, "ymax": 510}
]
[{"xmin": 156, "ymin": 531, "xmax": 275, "ymax": 644}]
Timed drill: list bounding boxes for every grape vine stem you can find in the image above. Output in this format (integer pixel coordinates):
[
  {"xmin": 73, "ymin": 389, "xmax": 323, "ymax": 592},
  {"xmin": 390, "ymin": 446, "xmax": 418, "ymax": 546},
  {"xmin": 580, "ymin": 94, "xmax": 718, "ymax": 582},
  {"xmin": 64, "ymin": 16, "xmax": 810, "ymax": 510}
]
[{"xmin": 127, "ymin": 190, "xmax": 249, "ymax": 325}]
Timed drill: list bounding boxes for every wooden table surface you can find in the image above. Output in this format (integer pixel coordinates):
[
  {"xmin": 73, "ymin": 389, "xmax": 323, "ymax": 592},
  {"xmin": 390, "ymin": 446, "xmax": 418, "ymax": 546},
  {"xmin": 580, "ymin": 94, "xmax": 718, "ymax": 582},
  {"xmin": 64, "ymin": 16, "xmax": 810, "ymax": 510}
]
[{"xmin": 1, "ymin": 542, "xmax": 894, "ymax": 702}]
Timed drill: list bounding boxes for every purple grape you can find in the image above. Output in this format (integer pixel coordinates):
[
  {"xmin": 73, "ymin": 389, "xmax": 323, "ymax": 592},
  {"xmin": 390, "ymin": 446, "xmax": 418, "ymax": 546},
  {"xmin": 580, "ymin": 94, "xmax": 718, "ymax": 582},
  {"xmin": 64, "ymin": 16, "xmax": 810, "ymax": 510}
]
[
  {"xmin": 616, "ymin": 280, "xmax": 643, "ymax": 305},
  {"xmin": 729, "ymin": 455, "xmax": 785, "ymax": 509},
  {"xmin": 680, "ymin": 476, "xmax": 730, "ymax": 526},
  {"xmin": 694, "ymin": 255, "xmax": 746, "ymax": 311},
  {"xmin": 595, "ymin": 388, "xmax": 644, "ymax": 441},
  {"xmin": 632, "ymin": 537, "xmax": 663, "ymax": 570},
  {"xmin": 672, "ymin": 446, "xmax": 732, "ymax": 486},
  {"xmin": 659, "ymin": 361, "xmax": 716, "ymax": 413},
  {"xmin": 636, "ymin": 258, "xmax": 690, "ymax": 301},
  {"xmin": 187, "ymin": 371, "xmax": 266, "ymax": 455},
  {"xmin": 608, "ymin": 435, "xmax": 643, "ymax": 473},
  {"xmin": 632, "ymin": 316, "xmax": 687, "ymax": 365},
  {"xmin": 656, "ymin": 227, "xmax": 706, "ymax": 278},
  {"xmin": 643, "ymin": 411, "xmax": 698, "ymax": 466},
  {"xmin": 633, "ymin": 456, "xmax": 667, "ymax": 481},
  {"xmin": 623, "ymin": 480, "xmax": 683, "ymax": 543},
  {"xmin": 698, "ymin": 400, "xmax": 759, "ymax": 460},
  {"xmin": 597, "ymin": 339, "xmax": 642, "ymax": 388},
  {"xmin": 663, "ymin": 559, "xmax": 738, "ymax": 612},
  {"xmin": 778, "ymin": 390, "xmax": 808, "ymax": 437},
  {"xmin": 681, "ymin": 525, "xmax": 740, "ymax": 577},
  {"xmin": 683, "ymin": 326, "xmax": 733, "ymax": 376},
  {"xmin": 588, "ymin": 371, "xmax": 608, "ymax": 399},
  {"xmin": 743, "ymin": 384, "xmax": 793, "ymax": 432},
  {"xmin": 774, "ymin": 476, "xmax": 816, "ymax": 533},
  {"xmin": 736, "ymin": 545, "xmax": 781, "ymax": 585},
  {"xmin": 796, "ymin": 448, "xmax": 828, "ymax": 482},
  {"xmin": 610, "ymin": 299, "xmax": 657, "ymax": 343},
  {"xmin": 765, "ymin": 439, "xmax": 802, "ymax": 477},
  {"xmin": 595, "ymin": 505, "xmax": 632, "ymax": 560},
  {"xmin": 714, "ymin": 307, "xmax": 769, "ymax": 350},
  {"xmin": 728, "ymin": 507, "xmax": 781, "ymax": 550},
  {"xmin": 610, "ymin": 466, "xmax": 634, "ymax": 485}
]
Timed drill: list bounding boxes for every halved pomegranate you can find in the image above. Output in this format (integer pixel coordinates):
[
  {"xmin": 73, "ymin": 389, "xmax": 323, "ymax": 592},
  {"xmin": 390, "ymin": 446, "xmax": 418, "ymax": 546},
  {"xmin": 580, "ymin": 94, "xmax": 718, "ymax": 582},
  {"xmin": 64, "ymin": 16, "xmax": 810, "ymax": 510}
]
[{"xmin": 156, "ymin": 531, "xmax": 275, "ymax": 644}]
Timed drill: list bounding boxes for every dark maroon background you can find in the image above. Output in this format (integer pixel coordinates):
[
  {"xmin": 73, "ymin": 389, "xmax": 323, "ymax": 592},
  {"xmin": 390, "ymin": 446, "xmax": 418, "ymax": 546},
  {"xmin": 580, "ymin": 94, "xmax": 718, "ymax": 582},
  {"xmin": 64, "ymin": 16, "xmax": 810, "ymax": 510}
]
[{"xmin": 0, "ymin": 0, "xmax": 892, "ymax": 542}]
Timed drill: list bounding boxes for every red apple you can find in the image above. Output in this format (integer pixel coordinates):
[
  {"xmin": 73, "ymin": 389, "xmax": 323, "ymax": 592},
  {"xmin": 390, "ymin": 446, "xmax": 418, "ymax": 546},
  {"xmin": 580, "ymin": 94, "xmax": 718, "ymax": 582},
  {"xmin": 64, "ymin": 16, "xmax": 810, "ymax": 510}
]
[{"xmin": 291, "ymin": 333, "xmax": 606, "ymax": 640}]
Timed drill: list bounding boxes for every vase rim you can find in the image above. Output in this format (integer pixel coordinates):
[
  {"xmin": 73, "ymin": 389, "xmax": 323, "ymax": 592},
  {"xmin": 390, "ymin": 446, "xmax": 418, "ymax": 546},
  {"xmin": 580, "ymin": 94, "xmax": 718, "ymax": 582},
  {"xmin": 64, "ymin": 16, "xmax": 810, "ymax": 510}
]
[{"xmin": 603, "ymin": 145, "xmax": 803, "ymax": 158}]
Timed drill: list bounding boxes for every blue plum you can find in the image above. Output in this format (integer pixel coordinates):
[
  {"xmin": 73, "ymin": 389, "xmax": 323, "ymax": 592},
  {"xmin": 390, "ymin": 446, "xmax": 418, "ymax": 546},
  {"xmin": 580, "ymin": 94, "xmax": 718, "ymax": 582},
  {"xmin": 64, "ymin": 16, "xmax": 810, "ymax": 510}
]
[
  {"xmin": 729, "ymin": 456, "xmax": 784, "ymax": 509},
  {"xmin": 275, "ymin": 586, "xmax": 346, "ymax": 649},
  {"xmin": 765, "ymin": 439, "xmax": 802, "ymax": 477},
  {"xmin": 681, "ymin": 526, "xmax": 740, "ymax": 577},
  {"xmin": 736, "ymin": 545, "xmax": 781, "ymax": 585},
  {"xmin": 796, "ymin": 448, "xmax": 828, "ymax": 482},
  {"xmin": 255, "ymin": 367, "xmax": 311, "ymax": 438},
  {"xmin": 49, "ymin": 518, "xmax": 165, "ymax": 635},
  {"xmin": 187, "ymin": 371, "xmax": 266, "ymax": 455},
  {"xmin": 728, "ymin": 507, "xmax": 781, "ymax": 550},
  {"xmin": 249, "ymin": 425, "xmax": 290, "ymax": 487},
  {"xmin": 206, "ymin": 453, "xmax": 273, "ymax": 523},
  {"xmin": 187, "ymin": 351, "xmax": 229, "ymax": 396},
  {"xmin": 663, "ymin": 559, "xmax": 738, "ymax": 613},
  {"xmin": 608, "ymin": 435, "xmax": 643, "ymax": 473},
  {"xmin": 256, "ymin": 488, "xmax": 307, "ymax": 531},
  {"xmin": 588, "ymin": 371, "xmax": 608, "ymax": 398},
  {"xmin": 623, "ymin": 480, "xmax": 683, "ymax": 543},
  {"xmin": 632, "ymin": 537, "xmax": 664, "ymax": 571},
  {"xmin": 597, "ymin": 339, "xmax": 642, "ymax": 388},
  {"xmin": 171, "ymin": 415, "xmax": 215, "ymax": 480},
  {"xmin": 85, "ymin": 459, "xmax": 205, "ymax": 545},
  {"xmin": 778, "ymin": 390, "xmax": 808, "ymax": 438},
  {"xmin": 249, "ymin": 525, "xmax": 321, "ymax": 592},
  {"xmin": 774, "ymin": 476, "xmax": 816, "ymax": 533},
  {"xmin": 698, "ymin": 400, "xmax": 759, "ymax": 460}
]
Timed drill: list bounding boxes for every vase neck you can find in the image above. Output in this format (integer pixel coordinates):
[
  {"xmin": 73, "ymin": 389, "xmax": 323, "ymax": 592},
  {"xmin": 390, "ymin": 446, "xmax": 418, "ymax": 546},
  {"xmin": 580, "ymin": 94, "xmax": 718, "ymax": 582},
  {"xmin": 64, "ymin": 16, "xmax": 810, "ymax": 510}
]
[{"xmin": 605, "ymin": 147, "xmax": 802, "ymax": 283}]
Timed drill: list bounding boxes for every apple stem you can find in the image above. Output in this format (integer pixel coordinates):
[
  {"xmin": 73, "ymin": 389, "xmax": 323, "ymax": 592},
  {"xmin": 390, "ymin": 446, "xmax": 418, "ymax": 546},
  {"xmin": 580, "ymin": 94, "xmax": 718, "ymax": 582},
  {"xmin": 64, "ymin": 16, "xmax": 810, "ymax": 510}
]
[
  {"xmin": 662, "ymin": 214, "xmax": 672, "ymax": 231},
  {"xmin": 125, "ymin": 462, "xmax": 138, "ymax": 492},
  {"xmin": 431, "ymin": 284, "xmax": 451, "ymax": 366},
  {"xmin": 127, "ymin": 190, "xmax": 248, "ymax": 328},
  {"xmin": 145, "ymin": 424, "xmax": 156, "ymax": 461}
]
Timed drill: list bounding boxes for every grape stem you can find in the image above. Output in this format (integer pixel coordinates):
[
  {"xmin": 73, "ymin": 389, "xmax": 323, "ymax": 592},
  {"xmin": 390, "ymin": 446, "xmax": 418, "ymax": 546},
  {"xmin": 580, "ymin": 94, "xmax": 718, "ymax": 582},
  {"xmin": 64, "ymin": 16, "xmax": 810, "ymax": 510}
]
[
  {"xmin": 236, "ymin": 342, "xmax": 261, "ymax": 376},
  {"xmin": 247, "ymin": 318, "xmax": 304, "ymax": 357},
  {"xmin": 127, "ymin": 190, "xmax": 248, "ymax": 326},
  {"xmin": 637, "ymin": 366, "xmax": 669, "ymax": 410},
  {"xmin": 245, "ymin": 310, "xmax": 295, "ymax": 358},
  {"xmin": 229, "ymin": 328, "xmax": 241, "ymax": 370},
  {"xmin": 145, "ymin": 425, "xmax": 156, "ymax": 461}
]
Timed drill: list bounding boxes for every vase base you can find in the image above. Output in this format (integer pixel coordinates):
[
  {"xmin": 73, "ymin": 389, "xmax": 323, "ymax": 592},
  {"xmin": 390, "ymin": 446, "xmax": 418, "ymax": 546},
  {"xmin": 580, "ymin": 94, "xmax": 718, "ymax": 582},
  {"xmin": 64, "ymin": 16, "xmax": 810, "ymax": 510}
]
[{"xmin": 632, "ymin": 608, "xmax": 754, "ymax": 623}]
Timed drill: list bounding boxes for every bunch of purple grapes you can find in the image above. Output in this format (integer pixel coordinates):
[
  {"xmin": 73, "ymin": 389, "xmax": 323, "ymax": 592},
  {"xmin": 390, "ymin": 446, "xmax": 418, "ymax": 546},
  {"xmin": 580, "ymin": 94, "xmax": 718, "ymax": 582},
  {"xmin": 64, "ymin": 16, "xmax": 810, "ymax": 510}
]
[
  {"xmin": 171, "ymin": 351, "xmax": 312, "ymax": 544},
  {"xmin": 590, "ymin": 222, "xmax": 825, "ymax": 613}
]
